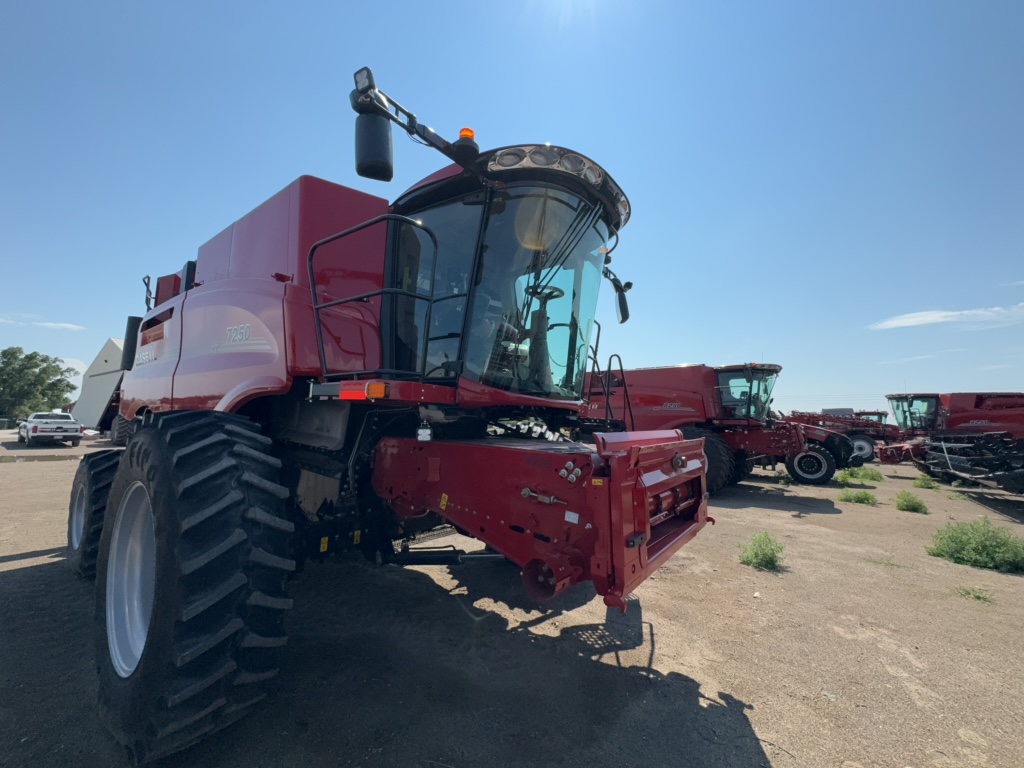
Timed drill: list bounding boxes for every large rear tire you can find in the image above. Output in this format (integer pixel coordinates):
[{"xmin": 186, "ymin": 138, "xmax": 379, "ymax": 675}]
[
  {"xmin": 681, "ymin": 426, "xmax": 736, "ymax": 494},
  {"xmin": 67, "ymin": 450, "xmax": 122, "ymax": 578},
  {"xmin": 94, "ymin": 411, "xmax": 294, "ymax": 764},
  {"xmin": 786, "ymin": 443, "xmax": 836, "ymax": 485},
  {"xmin": 849, "ymin": 434, "xmax": 876, "ymax": 463}
]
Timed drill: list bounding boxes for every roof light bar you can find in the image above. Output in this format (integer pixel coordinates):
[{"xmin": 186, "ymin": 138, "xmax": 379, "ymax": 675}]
[{"xmin": 486, "ymin": 145, "xmax": 630, "ymax": 226}]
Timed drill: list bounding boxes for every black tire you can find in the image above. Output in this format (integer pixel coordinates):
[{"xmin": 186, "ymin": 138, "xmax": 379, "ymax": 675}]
[
  {"xmin": 17, "ymin": 430, "xmax": 25, "ymax": 443},
  {"xmin": 111, "ymin": 414, "xmax": 136, "ymax": 447},
  {"xmin": 849, "ymin": 434, "xmax": 876, "ymax": 463},
  {"xmin": 728, "ymin": 452, "xmax": 754, "ymax": 485},
  {"xmin": 67, "ymin": 450, "xmax": 122, "ymax": 578},
  {"xmin": 681, "ymin": 426, "xmax": 736, "ymax": 494},
  {"xmin": 71, "ymin": 439, "xmax": 82, "ymax": 448},
  {"xmin": 94, "ymin": 411, "xmax": 294, "ymax": 764},
  {"xmin": 786, "ymin": 443, "xmax": 836, "ymax": 485}
]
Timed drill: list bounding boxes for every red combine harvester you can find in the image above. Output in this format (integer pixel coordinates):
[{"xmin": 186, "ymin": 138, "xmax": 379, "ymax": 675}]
[
  {"xmin": 882, "ymin": 392, "xmax": 1024, "ymax": 493},
  {"xmin": 784, "ymin": 408, "xmax": 901, "ymax": 463},
  {"xmin": 65, "ymin": 69, "xmax": 710, "ymax": 763},
  {"xmin": 586, "ymin": 363, "xmax": 862, "ymax": 492}
]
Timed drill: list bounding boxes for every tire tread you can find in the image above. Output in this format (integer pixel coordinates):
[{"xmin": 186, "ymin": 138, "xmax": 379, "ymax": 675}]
[{"xmin": 95, "ymin": 411, "xmax": 292, "ymax": 764}]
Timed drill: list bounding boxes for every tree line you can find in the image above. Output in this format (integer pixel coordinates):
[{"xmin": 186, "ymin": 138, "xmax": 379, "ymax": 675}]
[{"xmin": 0, "ymin": 347, "xmax": 77, "ymax": 419}]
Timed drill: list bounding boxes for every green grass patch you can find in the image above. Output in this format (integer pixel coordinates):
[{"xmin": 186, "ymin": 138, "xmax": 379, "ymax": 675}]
[
  {"xmin": 895, "ymin": 491, "xmax": 929, "ymax": 514},
  {"xmin": 739, "ymin": 531, "xmax": 785, "ymax": 570},
  {"xmin": 912, "ymin": 475, "xmax": 939, "ymax": 490},
  {"xmin": 837, "ymin": 489, "xmax": 878, "ymax": 505},
  {"xmin": 928, "ymin": 518, "xmax": 1024, "ymax": 573},
  {"xmin": 834, "ymin": 470, "xmax": 855, "ymax": 485},
  {"xmin": 850, "ymin": 466, "xmax": 884, "ymax": 482},
  {"xmin": 947, "ymin": 492, "xmax": 969, "ymax": 501},
  {"xmin": 772, "ymin": 471, "xmax": 792, "ymax": 486},
  {"xmin": 955, "ymin": 586, "xmax": 994, "ymax": 603},
  {"xmin": 835, "ymin": 467, "xmax": 885, "ymax": 486}
]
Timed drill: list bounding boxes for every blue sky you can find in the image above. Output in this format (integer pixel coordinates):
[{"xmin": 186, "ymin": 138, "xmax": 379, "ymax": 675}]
[{"xmin": 1, "ymin": 1, "xmax": 1021, "ymax": 414}]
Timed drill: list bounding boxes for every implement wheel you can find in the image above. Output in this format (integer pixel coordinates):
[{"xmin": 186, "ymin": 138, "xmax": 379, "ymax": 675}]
[
  {"xmin": 67, "ymin": 450, "xmax": 122, "ymax": 578},
  {"xmin": 94, "ymin": 411, "xmax": 294, "ymax": 764},
  {"xmin": 682, "ymin": 426, "xmax": 735, "ymax": 493},
  {"xmin": 849, "ymin": 434, "xmax": 876, "ymax": 463},
  {"xmin": 786, "ymin": 443, "xmax": 836, "ymax": 485}
]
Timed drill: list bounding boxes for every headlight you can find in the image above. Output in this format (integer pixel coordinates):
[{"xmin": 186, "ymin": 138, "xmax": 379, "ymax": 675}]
[
  {"xmin": 559, "ymin": 153, "xmax": 586, "ymax": 174},
  {"xmin": 582, "ymin": 165, "xmax": 604, "ymax": 185},
  {"xmin": 528, "ymin": 146, "xmax": 560, "ymax": 167},
  {"xmin": 494, "ymin": 148, "xmax": 526, "ymax": 168}
]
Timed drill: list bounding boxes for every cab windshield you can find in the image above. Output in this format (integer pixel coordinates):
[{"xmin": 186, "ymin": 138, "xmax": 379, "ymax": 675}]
[
  {"xmin": 715, "ymin": 369, "xmax": 778, "ymax": 421},
  {"xmin": 856, "ymin": 413, "xmax": 885, "ymax": 423},
  {"xmin": 391, "ymin": 182, "xmax": 609, "ymax": 400},
  {"xmin": 889, "ymin": 397, "xmax": 939, "ymax": 431}
]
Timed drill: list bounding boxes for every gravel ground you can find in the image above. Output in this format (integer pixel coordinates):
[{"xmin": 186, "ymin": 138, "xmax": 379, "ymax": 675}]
[{"xmin": 1, "ymin": 432, "xmax": 1022, "ymax": 768}]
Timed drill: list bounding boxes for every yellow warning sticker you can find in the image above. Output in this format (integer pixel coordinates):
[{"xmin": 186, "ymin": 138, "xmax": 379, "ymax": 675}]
[
  {"xmin": 440, "ymin": 492, "xmax": 449, "ymax": 510},
  {"xmin": 592, "ymin": 478, "xmax": 605, "ymax": 487},
  {"xmin": 319, "ymin": 536, "xmax": 329, "ymax": 553},
  {"xmin": 353, "ymin": 530, "xmax": 361, "ymax": 545}
]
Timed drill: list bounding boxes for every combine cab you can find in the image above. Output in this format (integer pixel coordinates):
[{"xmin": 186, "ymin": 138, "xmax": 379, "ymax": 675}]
[
  {"xmin": 785, "ymin": 409, "xmax": 901, "ymax": 462},
  {"xmin": 66, "ymin": 68, "xmax": 710, "ymax": 763},
  {"xmin": 884, "ymin": 393, "xmax": 1024, "ymax": 493},
  {"xmin": 586, "ymin": 363, "xmax": 862, "ymax": 491}
]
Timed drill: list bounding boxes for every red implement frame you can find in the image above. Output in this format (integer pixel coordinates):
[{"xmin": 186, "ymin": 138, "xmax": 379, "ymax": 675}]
[{"xmin": 373, "ymin": 430, "xmax": 710, "ymax": 611}]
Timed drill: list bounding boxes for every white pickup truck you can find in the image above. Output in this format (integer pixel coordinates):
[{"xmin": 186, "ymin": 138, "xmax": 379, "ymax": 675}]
[{"xmin": 17, "ymin": 412, "xmax": 84, "ymax": 447}]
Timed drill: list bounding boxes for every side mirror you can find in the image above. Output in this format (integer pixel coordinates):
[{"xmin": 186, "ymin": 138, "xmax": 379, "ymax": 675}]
[
  {"xmin": 615, "ymin": 289, "xmax": 630, "ymax": 324},
  {"xmin": 354, "ymin": 112, "xmax": 394, "ymax": 181},
  {"xmin": 603, "ymin": 266, "xmax": 632, "ymax": 324}
]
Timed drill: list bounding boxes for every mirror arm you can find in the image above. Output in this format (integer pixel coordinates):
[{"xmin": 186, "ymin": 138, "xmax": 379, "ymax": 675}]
[{"xmin": 350, "ymin": 82, "xmax": 482, "ymax": 177}]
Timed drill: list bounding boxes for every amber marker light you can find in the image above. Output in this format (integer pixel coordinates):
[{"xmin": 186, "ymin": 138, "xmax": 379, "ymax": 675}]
[
  {"xmin": 365, "ymin": 381, "xmax": 390, "ymax": 400},
  {"xmin": 459, "ymin": 128, "xmax": 475, "ymax": 140}
]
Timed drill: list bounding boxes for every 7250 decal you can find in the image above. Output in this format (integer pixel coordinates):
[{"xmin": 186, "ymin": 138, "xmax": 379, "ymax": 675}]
[{"xmin": 225, "ymin": 324, "xmax": 252, "ymax": 343}]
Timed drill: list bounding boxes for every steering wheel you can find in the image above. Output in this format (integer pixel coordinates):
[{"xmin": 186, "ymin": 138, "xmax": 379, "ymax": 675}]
[{"xmin": 524, "ymin": 284, "xmax": 564, "ymax": 301}]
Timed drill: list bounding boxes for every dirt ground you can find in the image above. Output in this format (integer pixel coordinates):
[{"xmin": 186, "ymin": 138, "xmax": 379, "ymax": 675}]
[{"xmin": 2, "ymin": 430, "xmax": 1023, "ymax": 768}]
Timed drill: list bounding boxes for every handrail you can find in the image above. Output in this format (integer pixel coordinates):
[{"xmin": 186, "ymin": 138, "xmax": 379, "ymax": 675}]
[
  {"xmin": 306, "ymin": 214, "xmax": 440, "ymax": 381},
  {"xmin": 605, "ymin": 353, "xmax": 635, "ymax": 431}
]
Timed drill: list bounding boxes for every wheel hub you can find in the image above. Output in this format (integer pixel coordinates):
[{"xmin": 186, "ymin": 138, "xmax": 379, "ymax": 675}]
[
  {"xmin": 851, "ymin": 439, "xmax": 874, "ymax": 459},
  {"xmin": 106, "ymin": 481, "xmax": 156, "ymax": 678},
  {"xmin": 795, "ymin": 452, "xmax": 826, "ymax": 480}
]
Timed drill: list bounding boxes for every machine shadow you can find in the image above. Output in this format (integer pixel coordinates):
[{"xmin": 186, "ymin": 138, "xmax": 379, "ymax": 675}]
[
  {"xmin": 957, "ymin": 489, "xmax": 1024, "ymax": 524},
  {"xmin": 0, "ymin": 556, "xmax": 774, "ymax": 768},
  {"xmin": 0, "ymin": 438, "xmax": 75, "ymax": 452},
  {"xmin": 713, "ymin": 483, "xmax": 841, "ymax": 518}
]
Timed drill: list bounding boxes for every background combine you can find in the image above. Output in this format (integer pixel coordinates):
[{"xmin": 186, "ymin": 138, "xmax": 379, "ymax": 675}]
[
  {"xmin": 784, "ymin": 408, "xmax": 901, "ymax": 463},
  {"xmin": 585, "ymin": 363, "xmax": 862, "ymax": 491},
  {"xmin": 882, "ymin": 392, "xmax": 1024, "ymax": 494}
]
